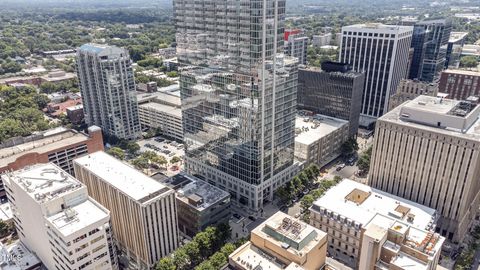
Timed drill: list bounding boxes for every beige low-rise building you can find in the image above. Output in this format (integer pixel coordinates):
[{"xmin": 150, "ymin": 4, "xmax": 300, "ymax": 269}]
[
  {"xmin": 229, "ymin": 211, "xmax": 328, "ymax": 270},
  {"xmin": 309, "ymin": 179, "xmax": 443, "ymax": 269},
  {"xmin": 73, "ymin": 151, "xmax": 179, "ymax": 269},
  {"xmin": 137, "ymin": 91, "xmax": 183, "ymax": 141},
  {"xmin": 388, "ymin": 79, "xmax": 438, "ymax": 111},
  {"xmin": 294, "ymin": 114, "xmax": 349, "ymax": 168}
]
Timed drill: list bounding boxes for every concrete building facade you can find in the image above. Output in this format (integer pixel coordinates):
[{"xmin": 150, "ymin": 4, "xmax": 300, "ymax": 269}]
[
  {"xmin": 310, "ymin": 179, "xmax": 443, "ymax": 269},
  {"xmin": 340, "ymin": 23, "xmax": 413, "ymax": 126},
  {"xmin": 76, "ymin": 44, "xmax": 141, "ymax": 140},
  {"xmin": 284, "ymin": 29, "xmax": 308, "ymax": 65},
  {"xmin": 137, "ymin": 91, "xmax": 183, "ymax": 141},
  {"xmin": 73, "ymin": 152, "xmax": 178, "ymax": 269},
  {"xmin": 163, "ymin": 173, "xmax": 231, "ymax": 237},
  {"xmin": 0, "ymin": 126, "xmax": 103, "ymax": 199},
  {"xmin": 2, "ymin": 164, "xmax": 117, "ymax": 270},
  {"xmin": 369, "ymin": 95, "xmax": 480, "ymax": 242},
  {"xmin": 388, "ymin": 79, "xmax": 438, "ymax": 111},
  {"xmin": 229, "ymin": 211, "xmax": 328, "ymax": 270},
  {"xmin": 313, "ymin": 33, "xmax": 332, "ymax": 47},
  {"xmin": 439, "ymin": 69, "xmax": 480, "ymax": 100},
  {"xmin": 297, "ymin": 62, "xmax": 365, "ymax": 137},
  {"xmin": 294, "ymin": 114, "xmax": 349, "ymax": 168}
]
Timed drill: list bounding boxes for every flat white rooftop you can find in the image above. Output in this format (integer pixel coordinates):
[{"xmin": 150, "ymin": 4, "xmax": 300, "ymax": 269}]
[
  {"xmin": 311, "ymin": 179, "xmax": 437, "ymax": 230},
  {"xmin": 0, "ymin": 127, "xmax": 91, "ymax": 168},
  {"xmin": 3, "ymin": 163, "xmax": 84, "ymax": 204},
  {"xmin": 139, "ymin": 102, "xmax": 182, "ymax": 118},
  {"xmin": 230, "ymin": 242, "xmax": 289, "ymax": 270},
  {"xmin": 252, "ymin": 211, "xmax": 326, "ymax": 254},
  {"xmin": 0, "ymin": 240, "xmax": 41, "ymax": 270},
  {"xmin": 47, "ymin": 198, "xmax": 109, "ymax": 237},
  {"xmin": 295, "ymin": 114, "xmax": 348, "ymax": 145},
  {"xmin": 74, "ymin": 151, "xmax": 171, "ymax": 202},
  {"xmin": 0, "ymin": 203, "xmax": 13, "ymax": 222},
  {"xmin": 381, "ymin": 95, "xmax": 480, "ymax": 139},
  {"xmin": 343, "ymin": 23, "xmax": 413, "ymax": 33}
]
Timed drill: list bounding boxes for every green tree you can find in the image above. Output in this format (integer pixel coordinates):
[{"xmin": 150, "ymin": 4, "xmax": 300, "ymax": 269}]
[
  {"xmin": 308, "ymin": 164, "xmax": 320, "ymax": 177},
  {"xmin": 126, "ymin": 142, "xmax": 141, "ymax": 156},
  {"xmin": 183, "ymin": 241, "xmax": 201, "ymax": 266},
  {"xmin": 172, "ymin": 249, "xmax": 190, "ymax": 270},
  {"xmin": 195, "ymin": 262, "xmax": 214, "ymax": 270},
  {"xmin": 207, "ymin": 252, "xmax": 226, "ymax": 269},
  {"xmin": 171, "ymin": 156, "xmax": 182, "ymax": 164},
  {"xmin": 341, "ymin": 138, "xmax": 359, "ymax": 156},
  {"xmin": 107, "ymin": 147, "xmax": 125, "ymax": 160},
  {"xmin": 220, "ymin": 243, "xmax": 236, "ymax": 255},
  {"xmin": 1, "ymin": 61, "xmax": 22, "ymax": 74},
  {"xmin": 0, "ymin": 220, "xmax": 12, "ymax": 238},
  {"xmin": 156, "ymin": 257, "xmax": 176, "ymax": 270},
  {"xmin": 460, "ymin": 56, "xmax": 478, "ymax": 68},
  {"xmin": 275, "ymin": 186, "xmax": 291, "ymax": 203},
  {"xmin": 152, "ymin": 155, "xmax": 168, "ymax": 169},
  {"xmin": 131, "ymin": 156, "xmax": 149, "ymax": 169},
  {"xmin": 166, "ymin": 71, "xmax": 178, "ymax": 77},
  {"xmin": 357, "ymin": 146, "xmax": 372, "ymax": 173}
]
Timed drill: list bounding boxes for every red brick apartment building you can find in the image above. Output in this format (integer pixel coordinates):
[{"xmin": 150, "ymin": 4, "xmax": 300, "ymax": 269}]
[
  {"xmin": 439, "ymin": 69, "xmax": 480, "ymax": 100},
  {"xmin": 0, "ymin": 126, "xmax": 103, "ymax": 198}
]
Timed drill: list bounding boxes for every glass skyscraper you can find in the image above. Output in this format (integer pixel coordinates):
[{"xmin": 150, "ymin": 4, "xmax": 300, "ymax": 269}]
[
  {"xmin": 408, "ymin": 19, "xmax": 452, "ymax": 82},
  {"xmin": 174, "ymin": 0, "xmax": 299, "ymax": 210}
]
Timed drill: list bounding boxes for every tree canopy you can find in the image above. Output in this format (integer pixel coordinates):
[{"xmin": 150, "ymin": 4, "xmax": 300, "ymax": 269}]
[{"xmin": 0, "ymin": 85, "xmax": 51, "ymax": 143}]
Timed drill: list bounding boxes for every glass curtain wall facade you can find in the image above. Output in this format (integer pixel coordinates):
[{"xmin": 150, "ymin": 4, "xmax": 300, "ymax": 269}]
[
  {"xmin": 409, "ymin": 20, "xmax": 452, "ymax": 82},
  {"xmin": 174, "ymin": 0, "xmax": 298, "ymax": 210}
]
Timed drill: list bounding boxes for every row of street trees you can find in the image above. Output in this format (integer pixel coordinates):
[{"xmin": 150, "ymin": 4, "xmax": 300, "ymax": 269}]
[
  {"xmin": 275, "ymin": 164, "xmax": 320, "ymax": 205},
  {"xmin": 156, "ymin": 224, "xmax": 233, "ymax": 270}
]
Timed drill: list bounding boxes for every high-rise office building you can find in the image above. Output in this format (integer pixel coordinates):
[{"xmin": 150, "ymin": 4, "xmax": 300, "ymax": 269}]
[
  {"xmin": 340, "ymin": 23, "xmax": 413, "ymax": 126},
  {"xmin": 369, "ymin": 95, "xmax": 480, "ymax": 242},
  {"xmin": 2, "ymin": 163, "xmax": 117, "ymax": 270},
  {"xmin": 439, "ymin": 69, "xmax": 480, "ymax": 100},
  {"xmin": 175, "ymin": 0, "xmax": 299, "ymax": 210},
  {"xmin": 409, "ymin": 19, "xmax": 452, "ymax": 82},
  {"xmin": 297, "ymin": 62, "xmax": 365, "ymax": 136},
  {"xmin": 388, "ymin": 79, "xmax": 438, "ymax": 111},
  {"xmin": 445, "ymin": 32, "xmax": 468, "ymax": 69},
  {"xmin": 76, "ymin": 44, "xmax": 141, "ymax": 140},
  {"xmin": 284, "ymin": 29, "xmax": 308, "ymax": 65},
  {"xmin": 74, "ymin": 152, "xmax": 178, "ymax": 269}
]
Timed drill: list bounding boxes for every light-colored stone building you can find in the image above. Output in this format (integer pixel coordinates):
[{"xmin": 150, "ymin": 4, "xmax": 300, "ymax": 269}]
[
  {"xmin": 2, "ymin": 163, "xmax": 117, "ymax": 270},
  {"xmin": 229, "ymin": 211, "xmax": 328, "ymax": 270},
  {"xmin": 294, "ymin": 114, "xmax": 349, "ymax": 168},
  {"xmin": 73, "ymin": 151, "xmax": 179, "ymax": 269},
  {"xmin": 369, "ymin": 95, "xmax": 480, "ymax": 243},
  {"xmin": 309, "ymin": 179, "xmax": 443, "ymax": 269},
  {"xmin": 137, "ymin": 91, "xmax": 183, "ymax": 141},
  {"xmin": 388, "ymin": 79, "xmax": 438, "ymax": 111}
]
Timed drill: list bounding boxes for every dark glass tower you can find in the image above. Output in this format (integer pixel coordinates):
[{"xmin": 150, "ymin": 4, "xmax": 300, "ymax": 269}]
[
  {"xmin": 174, "ymin": 0, "xmax": 298, "ymax": 210},
  {"xmin": 409, "ymin": 19, "xmax": 452, "ymax": 82}
]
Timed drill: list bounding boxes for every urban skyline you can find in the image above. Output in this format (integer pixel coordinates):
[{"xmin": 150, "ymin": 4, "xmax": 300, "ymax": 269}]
[{"xmin": 1, "ymin": 0, "xmax": 480, "ymax": 269}]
